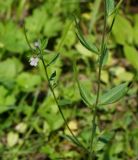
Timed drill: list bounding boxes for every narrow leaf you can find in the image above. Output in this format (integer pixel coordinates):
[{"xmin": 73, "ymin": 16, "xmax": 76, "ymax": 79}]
[
  {"xmin": 106, "ymin": 0, "xmax": 115, "ymax": 16},
  {"xmin": 46, "ymin": 53, "xmax": 60, "ymax": 67},
  {"xmin": 73, "ymin": 60, "xmax": 95, "ymax": 107},
  {"xmin": 98, "ymin": 132, "xmax": 114, "ymax": 144},
  {"xmin": 74, "ymin": 17, "xmax": 99, "ymax": 54},
  {"xmin": 99, "ymin": 44, "xmax": 108, "ymax": 68},
  {"xmin": 76, "ymin": 32, "xmax": 99, "ymax": 54},
  {"xmin": 78, "ymin": 83, "xmax": 94, "ymax": 107},
  {"xmin": 108, "ymin": 10, "xmax": 118, "ymax": 34},
  {"xmin": 58, "ymin": 99, "xmax": 72, "ymax": 106},
  {"xmin": 49, "ymin": 71, "xmax": 56, "ymax": 81},
  {"xmin": 63, "ymin": 135, "xmax": 83, "ymax": 148},
  {"xmin": 99, "ymin": 82, "xmax": 128, "ymax": 105},
  {"xmin": 41, "ymin": 39, "xmax": 48, "ymax": 50}
]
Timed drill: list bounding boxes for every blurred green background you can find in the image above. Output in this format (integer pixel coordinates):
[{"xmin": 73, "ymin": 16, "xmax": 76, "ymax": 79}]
[{"xmin": 0, "ymin": 0, "xmax": 138, "ymax": 159}]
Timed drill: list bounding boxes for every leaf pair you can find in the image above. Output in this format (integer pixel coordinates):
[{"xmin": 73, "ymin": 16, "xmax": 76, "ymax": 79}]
[
  {"xmin": 78, "ymin": 81, "xmax": 128, "ymax": 107},
  {"xmin": 74, "ymin": 60, "xmax": 129, "ymax": 107}
]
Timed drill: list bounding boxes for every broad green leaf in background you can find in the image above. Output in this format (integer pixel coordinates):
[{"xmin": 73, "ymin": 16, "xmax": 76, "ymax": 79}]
[
  {"xmin": 43, "ymin": 17, "xmax": 63, "ymax": 37},
  {"xmin": 111, "ymin": 15, "xmax": 133, "ymax": 45},
  {"xmin": 38, "ymin": 96, "xmax": 58, "ymax": 119},
  {"xmin": 106, "ymin": 0, "xmax": 115, "ymax": 16},
  {"xmin": 7, "ymin": 132, "xmax": 19, "ymax": 147},
  {"xmin": 0, "ymin": 58, "xmax": 23, "ymax": 89},
  {"xmin": 38, "ymin": 97, "xmax": 72, "ymax": 131},
  {"xmin": 0, "ymin": 58, "xmax": 16, "ymax": 81},
  {"xmin": 25, "ymin": 7, "xmax": 47, "ymax": 40},
  {"xmin": 110, "ymin": 141, "xmax": 124, "ymax": 155},
  {"xmin": 99, "ymin": 82, "xmax": 128, "ymax": 105},
  {"xmin": 0, "ymin": 104, "xmax": 15, "ymax": 114},
  {"xmin": 16, "ymin": 72, "xmax": 41, "ymax": 92},
  {"xmin": 5, "ymin": 95, "xmax": 16, "ymax": 106},
  {"xmin": 0, "ymin": 86, "xmax": 8, "ymax": 97},
  {"xmin": 109, "ymin": 66, "xmax": 133, "ymax": 84},
  {"xmin": 0, "ymin": 85, "xmax": 16, "ymax": 113},
  {"xmin": 94, "ymin": 140, "xmax": 105, "ymax": 152},
  {"xmin": 15, "ymin": 122, "xmax": 27, "ymax": 134},
  {"xmin": 0, "ymin": 0, "xmax": 13, "ymax": 15},
  {"xmin": 0, "ymin": 21, "xmax": 27, "ymax": 53},
  {"xmin": 124, "ymin": 45, "xmax": 138, "ymax": 70},
  {"xmin": 59, "ymin": 82, "xmax": 80, "ymax": 102},
  {"xmin": 133, "ymin": 14, "xmax": 138, "ymax": 46}
]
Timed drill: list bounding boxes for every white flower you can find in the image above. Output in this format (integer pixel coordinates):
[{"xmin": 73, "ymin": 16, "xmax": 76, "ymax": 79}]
[
  {"xmin": 29, "ymin": 57, "xmax": 39, "ymax": 66},
  {"xmin": 34, "ymin": 41, "xmax": 39, "ymax": 48}
]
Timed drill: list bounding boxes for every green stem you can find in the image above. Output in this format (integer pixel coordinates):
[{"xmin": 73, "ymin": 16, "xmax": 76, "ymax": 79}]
[
  {"xmin": 89, "ymin": 1, "xmax": 107, "ymax": 159},
  {"xmin": 39, "ymin": 49, "xmax": 87, "ymax": 152},
  {"xmin": 23, "ymin": 26, "xmax": 34, "ymax": 52},
  {"xmin": 24, "ymin": 26, "xmax": 88, "ymax": 152}
]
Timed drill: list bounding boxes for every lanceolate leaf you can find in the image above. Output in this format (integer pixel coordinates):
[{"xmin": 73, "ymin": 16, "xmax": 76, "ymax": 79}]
[
  {"xmin": 99, "ymin": 82, "xmax": 128, "ymax": 105},
  {"xmin": 49, "ymin": 71, "xmax": 56, "ymax": 81},
  {"xmin": 63, "ymin": 135, "xmax": 84, "ymax": 149},
  {"xmin": 74, "ymin": 17, "xmax": 99, "ymax": 54},
  {"xmin": 41, "ymin": 39, "xmax": 48, "ymax": 50},
  {"xmin": 108, "ymin": 10, "xmax": 118, "ymax": 34},
  {"xmin": 73, "ymin": 60, "xmax": 95, "ymax": 107},
  {"xmin": 58, "ymin": 99, "xmax": 72, "ymax": 106},
  {"xmin": 78, "ymin": 82, "xmax": 94, "ymax": 107},
  {"xmin": 46, "ymin": 53, "xmax": 60, "ymax": 67},
  {"xmin": 106, "ymin": 0, "xmax": 115, "ymax": 16},
  {"xmin": 99, "ymin": 44, "xmax": 108, "ymax": 68},
  {"xmin": 76, "ymin": 32, "xmax": 99, "ymax": 54}
]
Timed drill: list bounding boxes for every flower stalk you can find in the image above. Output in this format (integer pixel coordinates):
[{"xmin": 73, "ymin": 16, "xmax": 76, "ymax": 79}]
[{"xmin": 24, "ymin": 27, "xmax": 88, "ymax": 152}]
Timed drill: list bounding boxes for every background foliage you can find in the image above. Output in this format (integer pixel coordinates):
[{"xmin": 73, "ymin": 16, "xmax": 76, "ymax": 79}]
[{"xmin": 0, "ymin": 0, "xmax": 138, "ymax": 159}]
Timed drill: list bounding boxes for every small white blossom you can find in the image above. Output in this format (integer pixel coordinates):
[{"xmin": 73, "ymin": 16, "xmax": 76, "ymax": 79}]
[
  {"xmin": 29, "ymin": 57, "xmax": 39, "ymax": 67},
  {"xmin": 34, "ymin": 41, "xmax": 39, "ymax": 48}
]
